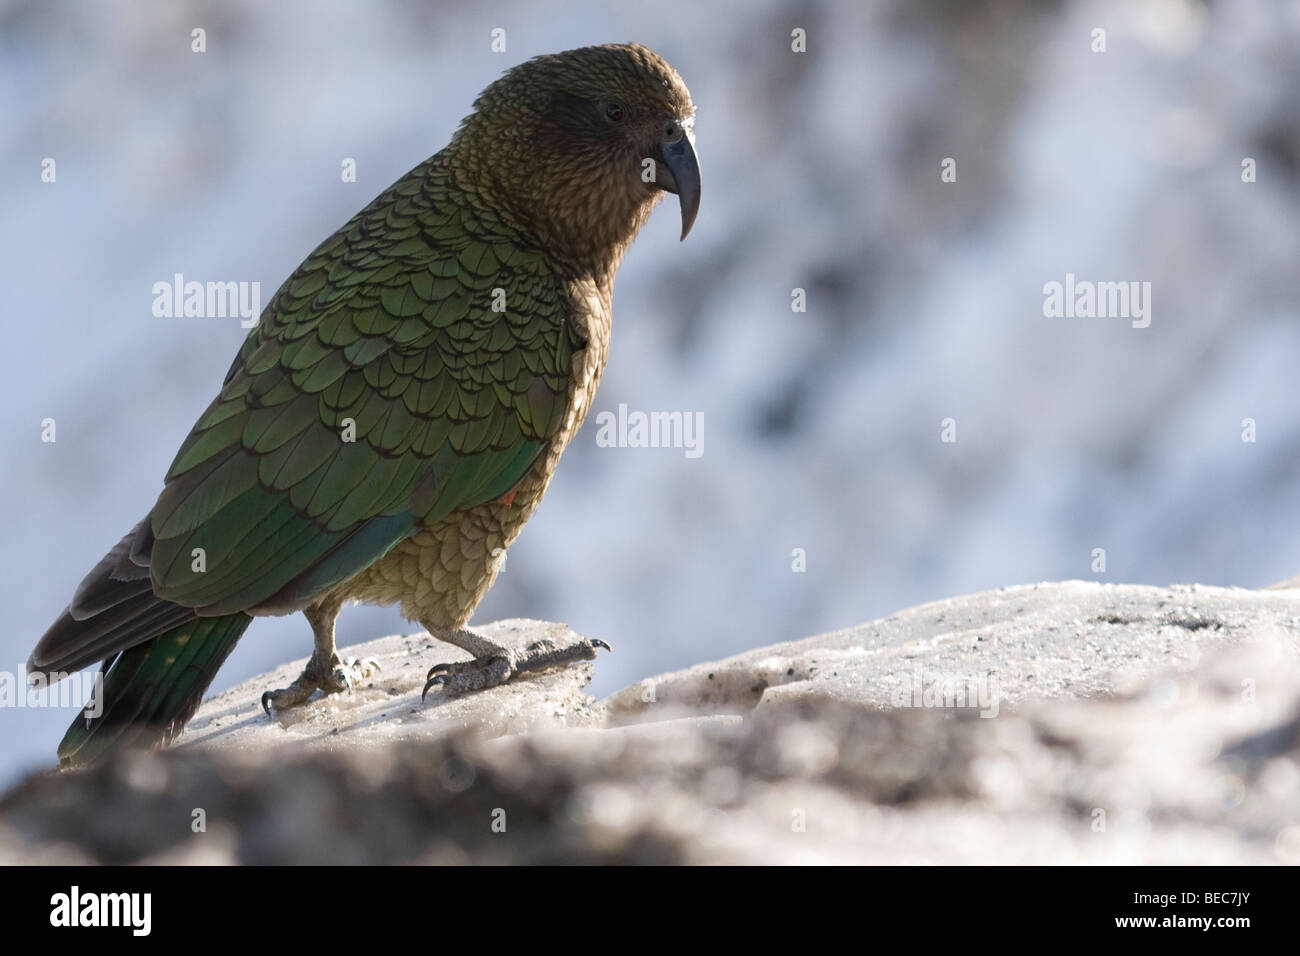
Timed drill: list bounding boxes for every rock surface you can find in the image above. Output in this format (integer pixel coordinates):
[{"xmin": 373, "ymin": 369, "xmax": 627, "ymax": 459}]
[{"xmin": 3, "ymin": 581, "xmax": 1300, "ymax": 864}]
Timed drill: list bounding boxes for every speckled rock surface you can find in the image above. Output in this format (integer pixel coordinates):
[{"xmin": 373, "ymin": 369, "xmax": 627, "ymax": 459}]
[{"xmin": 3, "ymin": 582, "xmax": 1299, "ymax": 864}]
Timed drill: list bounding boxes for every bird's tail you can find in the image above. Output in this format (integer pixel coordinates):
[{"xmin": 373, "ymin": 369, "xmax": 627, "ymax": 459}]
[{"xmin": 57, "ymin": 612, "xmax": 251, "ymax": 768}]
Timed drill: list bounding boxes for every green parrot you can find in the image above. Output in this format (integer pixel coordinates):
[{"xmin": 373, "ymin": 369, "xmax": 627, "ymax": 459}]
[{"xmin": 28, "ymin": 43, "xmax": 701, "ymax": 767}]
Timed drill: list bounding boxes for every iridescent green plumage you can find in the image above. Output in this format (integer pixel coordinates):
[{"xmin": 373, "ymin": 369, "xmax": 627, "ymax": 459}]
[
  {"xmin": 150, "ymin": 154, "xmax": 572, "ymax": 616},
  {"xmin": 29, "ymin": 42, "xmax": 700, "ymax": 766}
]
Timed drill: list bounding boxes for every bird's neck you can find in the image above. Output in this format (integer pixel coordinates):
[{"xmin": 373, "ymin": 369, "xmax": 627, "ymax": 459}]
[{"xmin": 441, "ymin": 139, "xmax": 656, "ymax": 287}]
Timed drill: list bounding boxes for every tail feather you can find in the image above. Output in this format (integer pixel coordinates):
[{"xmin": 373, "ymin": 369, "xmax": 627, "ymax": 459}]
[
  {"xmin": 30, "ymin": 515, "xmax": 192, "ymax": 678},
  {"xmin": 69, "ymin": 518, "xmax": 153, "ymax": 616},
  {"xmin": 34, "ymin": 596, "xmax": 195, "ymax": 676},
  {"xmin": 57, "ymin": 613, "xmax": 251, "ymax": 768},
  {"xmin": 37, "ymin": 515, "xmax": 254, "ymax": 768}
]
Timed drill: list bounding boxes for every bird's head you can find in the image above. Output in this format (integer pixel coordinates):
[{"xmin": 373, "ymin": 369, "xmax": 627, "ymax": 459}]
[{"xmin": 452, "ymin": 43, "xmax": 700, "ymax": 272}]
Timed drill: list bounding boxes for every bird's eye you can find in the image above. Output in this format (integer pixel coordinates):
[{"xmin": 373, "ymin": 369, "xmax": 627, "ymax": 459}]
[{"xmin": 603, "ymin": 101, "xmax": 626, "ymax": 124}]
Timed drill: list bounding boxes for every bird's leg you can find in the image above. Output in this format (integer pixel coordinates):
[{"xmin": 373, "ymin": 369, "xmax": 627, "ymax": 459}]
[
  {"xmin": 261, "ymin": 598, "xmax": 380, "ymax": 715},
  {"xmin": 420, "ymin": 623, "xmax": 609, "ymax": 699}
]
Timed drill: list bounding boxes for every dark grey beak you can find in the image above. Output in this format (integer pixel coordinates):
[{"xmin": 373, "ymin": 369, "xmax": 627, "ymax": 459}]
[{"xmin": 656, "ymin": 120, "xmax": 701, "ymax": 240}]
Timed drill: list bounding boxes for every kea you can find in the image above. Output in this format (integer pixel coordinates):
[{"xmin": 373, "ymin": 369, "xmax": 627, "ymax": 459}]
[{"xmin": 28, "ymin": 43, "xmax": 700, "ymax": 767}]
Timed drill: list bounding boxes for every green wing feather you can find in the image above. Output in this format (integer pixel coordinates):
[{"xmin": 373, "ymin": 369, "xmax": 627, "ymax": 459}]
[{"xmin": 149, "ymin": 157, "xmax": 577, "ymax": 616}]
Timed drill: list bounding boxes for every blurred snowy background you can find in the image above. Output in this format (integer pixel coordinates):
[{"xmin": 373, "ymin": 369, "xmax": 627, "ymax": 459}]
[{"xmin": 4, "ymin": 0, "xmax": 1300, "ymax": 786}]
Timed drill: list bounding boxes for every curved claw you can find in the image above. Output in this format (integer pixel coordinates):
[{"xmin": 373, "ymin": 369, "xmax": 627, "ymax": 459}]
[
  {"xmin": 421, "ymin": 673, "xmax": 448, "ymax": 701},
  {"xmin": 260, "ymin": 691, "xmax": 275, "ymax": 717},
  {"xmin": 426, "ymin": 661, "xmax": 453, "ymax": 681}
]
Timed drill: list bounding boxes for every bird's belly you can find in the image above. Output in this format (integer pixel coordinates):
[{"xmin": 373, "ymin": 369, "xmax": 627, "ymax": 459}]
[
  {"xmin": 336, "ymin": 502, "xmax": 506, "ymax": 628},
  {"xmin": 330, "ymin": 302, "xmax": 608, "ymax": 629},
  {"xmin": 329, "ymin": 443, "xmax": 562, "ymax": 629}
]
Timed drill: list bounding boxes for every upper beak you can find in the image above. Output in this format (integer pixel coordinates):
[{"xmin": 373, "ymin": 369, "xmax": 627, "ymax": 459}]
[{"xmin": 656, "ymin": 121, "xmax": 701, "ymax": 240}]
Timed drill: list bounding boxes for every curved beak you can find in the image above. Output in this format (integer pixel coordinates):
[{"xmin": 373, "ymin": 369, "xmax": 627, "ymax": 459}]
[{"xmin": 656, "ymin": 123, "xmax": 701, "ymax": 241}]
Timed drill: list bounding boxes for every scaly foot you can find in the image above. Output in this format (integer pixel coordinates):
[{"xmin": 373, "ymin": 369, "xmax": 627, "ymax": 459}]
[
  {"xmin": 261, "ymin": 653, "xmax": 381, "ymax": 714},
  {"xmin": 422, "ymin": 632, "xmax": 610, "ymax": 699}
]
